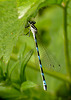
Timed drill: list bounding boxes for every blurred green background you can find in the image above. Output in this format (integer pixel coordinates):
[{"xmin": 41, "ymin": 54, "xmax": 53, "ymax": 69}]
[{"xmin": 0, "ymin": 0, "xmax": 71, "ymax": 100}]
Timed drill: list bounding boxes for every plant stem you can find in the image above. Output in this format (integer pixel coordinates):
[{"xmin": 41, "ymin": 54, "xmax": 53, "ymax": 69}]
[
  {"xmin": 63, "ymin": 2, "xmax": 71, "ymax": 77},
  {"xmin": 29, "ymin": 64, "xmax": 71, "ymax": 84}
]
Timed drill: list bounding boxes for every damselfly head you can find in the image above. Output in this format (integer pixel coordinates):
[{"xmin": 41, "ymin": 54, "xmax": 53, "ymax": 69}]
[{"xmin": 28, "ymin": 21, "xmax": 36, "ymax": 25}]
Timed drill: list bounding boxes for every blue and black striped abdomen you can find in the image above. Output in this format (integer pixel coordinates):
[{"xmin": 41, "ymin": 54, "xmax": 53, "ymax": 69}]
[{"xmin": 34, "ymin": 35, "xmax": 47, "ymax": 90}]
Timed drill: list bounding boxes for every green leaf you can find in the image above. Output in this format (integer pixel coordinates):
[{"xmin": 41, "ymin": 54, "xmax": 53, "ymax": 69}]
[
  {"xmin": 20, "ymin": 49, "xmax": 33, "ymax": 83},
  {"xmin": 0, "ymin": 0, "xmax": 65, "ymax": 63},
  {"xmin": 0, "ymin": 0, "xmax": 46, "ymax": 63},
  {"xmin": 17, "ymin": 0, "xmax": 46, "ymax": 19},
  {"xmin": 0, "ymin": 66, "xmax": 3, "ymax": 80},
  {"xmin": 18, "ymin": 44, "xmax": 26, "ymax": 60},
  {"xmin": 9, "ymin": 60, "xmax": 19, "ymax": 79},
  {"xmin": 20, "ymin": 81, "xmax": 37, "ymax": 91},
  {"xmin": 0, "ymin": 0, "xmax": 20, "ymax": 63}
]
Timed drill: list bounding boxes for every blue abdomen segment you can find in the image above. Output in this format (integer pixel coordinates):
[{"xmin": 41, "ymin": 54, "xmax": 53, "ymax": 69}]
[
  {"xmin": 35, "ymin": 38, "xmax": 37, "ymax": 42},
  {"xmin": 40, "ymin": 64, "xmax": 42, "ymax": 68},
  {"xmin": 38, "ymin": 55, "xmax": 40, "ymax": 60},
  {"xmin": 41, "ymin": 73, "xmax": 44, "ymax": 76},
  {"xmin": 36, "ymin": 47, "xmax": 39, "ymax": 52}
]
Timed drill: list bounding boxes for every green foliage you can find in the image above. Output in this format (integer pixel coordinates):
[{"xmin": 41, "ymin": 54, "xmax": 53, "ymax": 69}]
[
  {"xmin": 21, "ymin": 81, "xmax": 37, "ymax": 91},
  {"xmin": 0, "ymin": 47, "xmax": 34, "ymax": 99},
  {"xmin": 0, "ymin": 0, "xmax": 71, "ymax": 100}
]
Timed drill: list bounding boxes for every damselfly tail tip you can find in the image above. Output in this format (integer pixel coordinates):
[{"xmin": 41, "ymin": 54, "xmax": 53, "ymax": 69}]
[{"xmin": 44, "ymin": 85, "xmax": 47, "ymax": 91}]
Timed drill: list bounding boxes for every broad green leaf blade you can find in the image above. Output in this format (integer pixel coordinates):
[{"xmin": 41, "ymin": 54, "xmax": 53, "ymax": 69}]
[
  {"xmin": 0, "ymin": 0, "xmax": 46, "ymax": 63},
  {"xmin": 20, "ymin": 81, "xmax": 37, "ymax": 91},
  {"xmin": 0, "ymin": 0, "xmax": 21, "ymax": 63}
]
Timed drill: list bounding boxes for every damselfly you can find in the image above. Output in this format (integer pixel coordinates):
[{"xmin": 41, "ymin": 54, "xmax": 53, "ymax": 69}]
[
  {"xmin": 25, "ymin": 21, "xmax": 61, "ymax": 91},
  {"xmin": 25, "ymin": 21, "xmax": 47, "ymax": 91}
]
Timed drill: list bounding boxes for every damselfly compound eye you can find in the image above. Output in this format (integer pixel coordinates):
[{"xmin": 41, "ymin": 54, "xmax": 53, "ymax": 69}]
[{"xmin": 28, "ymin": 21, "xmax": 36, "ymax": 24}]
